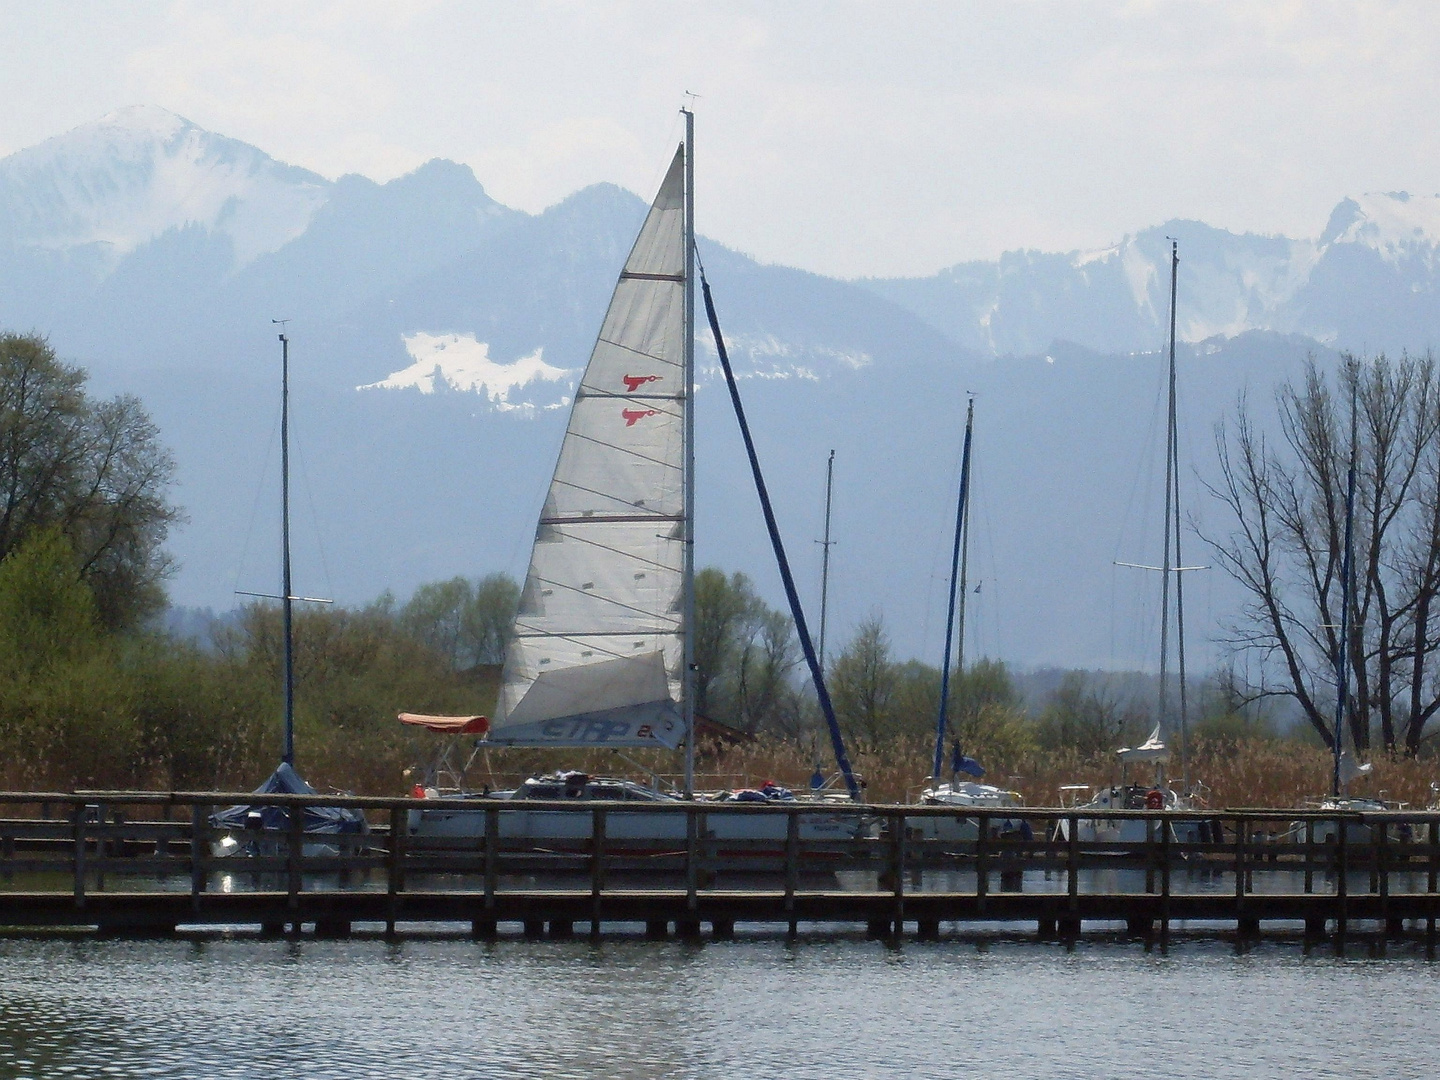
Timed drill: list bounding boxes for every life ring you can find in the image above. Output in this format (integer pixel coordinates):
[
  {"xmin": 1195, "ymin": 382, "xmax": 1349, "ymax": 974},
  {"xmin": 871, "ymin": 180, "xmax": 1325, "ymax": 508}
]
[{"xmin": 1144, "ymin": 789, "xmax": 1165, "ymax": 810}]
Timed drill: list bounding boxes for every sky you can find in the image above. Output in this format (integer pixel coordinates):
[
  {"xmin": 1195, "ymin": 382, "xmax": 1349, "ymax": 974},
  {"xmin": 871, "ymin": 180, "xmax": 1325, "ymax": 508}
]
[{"xmin": 4, "ymin": 1, "xmax": 1440, "ymax": 278}]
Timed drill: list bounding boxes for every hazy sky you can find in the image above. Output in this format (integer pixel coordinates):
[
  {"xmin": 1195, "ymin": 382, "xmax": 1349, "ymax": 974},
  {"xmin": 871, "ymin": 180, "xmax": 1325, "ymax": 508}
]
[{"xmin": 4, "ymin": 1, "xmax": 1440, "ymax": 277}]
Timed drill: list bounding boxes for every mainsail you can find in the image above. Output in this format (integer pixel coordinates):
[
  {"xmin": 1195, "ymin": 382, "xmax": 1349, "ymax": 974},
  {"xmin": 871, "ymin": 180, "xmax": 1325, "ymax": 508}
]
[{"xmin": 488, "ymin": 147, "xmax": 688, "ymax": 748}]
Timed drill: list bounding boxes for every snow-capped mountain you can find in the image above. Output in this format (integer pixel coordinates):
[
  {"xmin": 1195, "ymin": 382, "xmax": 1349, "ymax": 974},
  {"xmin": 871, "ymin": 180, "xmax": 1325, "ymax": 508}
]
[
  {"xmin": 866, "ymin": 191, "xmax": 1440, "ymax": 358},
  {"xmin": 0, "ymin": 105, "xmax": 328, "ymax": 271}
]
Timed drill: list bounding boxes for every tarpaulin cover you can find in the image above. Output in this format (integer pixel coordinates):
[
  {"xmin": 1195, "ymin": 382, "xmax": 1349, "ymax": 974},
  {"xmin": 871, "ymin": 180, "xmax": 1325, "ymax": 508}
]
[
  {"xmin": 210, "ymin": 761, "xmax": 367, "ymax": 834},
  {"xmin": 398, "ymin": 713, "xmax": 489, "ymax": 735}
]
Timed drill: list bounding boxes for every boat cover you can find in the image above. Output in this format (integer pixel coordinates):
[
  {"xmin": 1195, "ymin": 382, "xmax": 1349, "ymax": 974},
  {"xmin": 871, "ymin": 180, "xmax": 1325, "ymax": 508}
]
[
  {"xmin": 399, "ymin": 713, "xmax": 489, "ymax": 734},
  {"xmin": 210, "ymin": 761, "xmax": 367, "ymax": 834}
]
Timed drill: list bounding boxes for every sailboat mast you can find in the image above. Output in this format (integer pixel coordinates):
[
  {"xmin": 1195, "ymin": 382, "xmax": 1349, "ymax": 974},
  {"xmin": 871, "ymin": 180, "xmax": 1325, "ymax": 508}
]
[
  {"xmin": 956, "ymin": 416, "xmax": 974, "ymax": 677},
  {"xmin": 1332, "ymin": 375, "xmax": 1359, "ymax": 796},
  {"xmin": 682, "ymin": 108, "xmax": 697, "ymax": 799},
  {"xmin": 818, "ymin": 449, "xmax": 836, "ymax": 670},
  {"xmin": 1156, "ymin": 240, "xmax": 1178, "ymax": 777},
  {"xmin": 279, "ymin": 332, "xmax": 295, "ymax": 767},
  {"xmin": 933, "ymin": 397, "xmax": 975, "ymax": 783}
]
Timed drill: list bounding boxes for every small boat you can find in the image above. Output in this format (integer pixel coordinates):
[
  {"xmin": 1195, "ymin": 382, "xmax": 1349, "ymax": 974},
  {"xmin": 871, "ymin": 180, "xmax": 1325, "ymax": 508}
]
[{"xmin": 213, "ymin": 331, "xmax": 366, "ymax": 857}]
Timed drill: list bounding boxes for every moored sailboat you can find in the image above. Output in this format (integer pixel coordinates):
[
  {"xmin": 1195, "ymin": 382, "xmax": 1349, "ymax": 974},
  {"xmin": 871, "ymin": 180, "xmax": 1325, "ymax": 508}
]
[
  {"xmin": 405, "ymin": 114, "xmax": 863, "ymax": 850},
  {"xmin": 1060, "ymin": 240, "xmax": 1208, "ymax": 846}
]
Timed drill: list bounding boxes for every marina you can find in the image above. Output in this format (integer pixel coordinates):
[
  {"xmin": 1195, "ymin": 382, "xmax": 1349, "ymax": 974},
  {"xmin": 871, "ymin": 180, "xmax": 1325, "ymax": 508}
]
[{"xmin": 4, "ymin": 790, "xmax": 1440, "ymax": 944}]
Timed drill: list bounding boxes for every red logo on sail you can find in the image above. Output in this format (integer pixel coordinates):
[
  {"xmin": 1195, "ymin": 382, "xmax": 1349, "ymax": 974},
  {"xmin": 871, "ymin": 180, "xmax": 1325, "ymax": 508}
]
[
  {"xmin": 622, "ymin": 408, "xmax": 658, "ymax": 427},
  {"xmin": 622, "ymin": 374, "xmax": 661, "ymax": 392}
]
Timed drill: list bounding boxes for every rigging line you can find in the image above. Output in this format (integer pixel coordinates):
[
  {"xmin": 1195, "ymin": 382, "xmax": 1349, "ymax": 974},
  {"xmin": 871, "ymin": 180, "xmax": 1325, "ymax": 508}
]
[
  {"xmin": 696, "ymin": 253, "xmax": 860, "ymax": 802},
  {"xmin": 233, "ymin": 398, "xmax": 282, "ymax": 601},
  {"xmin": 291, "ymin": 406, "xmax": 334, "ymax": 604}
]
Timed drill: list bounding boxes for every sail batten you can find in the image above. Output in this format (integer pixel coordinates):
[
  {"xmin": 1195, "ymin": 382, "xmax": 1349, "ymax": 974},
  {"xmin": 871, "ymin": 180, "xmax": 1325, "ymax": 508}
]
[{"xmin": 490, "ymin": 145, "xmax": 688, "ymax": 749}]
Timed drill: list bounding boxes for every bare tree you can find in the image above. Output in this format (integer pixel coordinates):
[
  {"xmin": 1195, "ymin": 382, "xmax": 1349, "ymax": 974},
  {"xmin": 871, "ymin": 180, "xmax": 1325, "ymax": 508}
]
[{"xmin": 1206, "ymin": 352, "xmax": 1440, "ymax": 755}]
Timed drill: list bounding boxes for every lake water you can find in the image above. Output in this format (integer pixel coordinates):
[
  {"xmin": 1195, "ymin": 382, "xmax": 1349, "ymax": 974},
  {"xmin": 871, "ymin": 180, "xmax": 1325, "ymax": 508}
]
[{"xmin": 0, "ymin": 931, "xmax": 1435, "ymax": 1079}]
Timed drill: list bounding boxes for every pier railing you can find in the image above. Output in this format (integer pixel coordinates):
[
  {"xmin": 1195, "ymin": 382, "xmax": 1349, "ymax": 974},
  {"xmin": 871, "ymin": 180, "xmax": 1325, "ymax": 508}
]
[{"xmin": 1, "ymin": 791, "xmax": 1438, "ymax": 939}]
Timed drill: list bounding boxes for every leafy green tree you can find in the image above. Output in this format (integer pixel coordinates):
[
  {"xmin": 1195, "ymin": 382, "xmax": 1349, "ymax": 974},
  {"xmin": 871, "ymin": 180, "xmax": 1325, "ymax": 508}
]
[
  {"xmin": 399, "ymin": 572, "xmax": 518, "ymax": 670},
  {"xmin": 0, "ymin": 332, "xmax": 180, "ymax": 629},
  {"xmin": 0, "ymin": 527, "xmax": 99, "ymax": 676},
  {"xmin": 829, "ymin": 615, "xmax": 898, "ymax": 751}
]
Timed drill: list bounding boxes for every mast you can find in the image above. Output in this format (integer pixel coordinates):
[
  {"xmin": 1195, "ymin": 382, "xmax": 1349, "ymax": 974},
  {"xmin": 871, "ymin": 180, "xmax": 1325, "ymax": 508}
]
[
  {"xmin": 818, "ymin": 449, "xmax": 836, "ymax": 670},
  {"xmin": 1157, "ymin": 240, "xmax": 1177, "ymax": 783},
  {"xmin": 1332, "ymin": 373, "xmax": 1359, "ymax": 796},
  {"xmin": 682, "ymin": 108, "xmax": 696, "ymax": 799},
  {"xmin": 933, "ymin": 397, "xmax": 975, "ymax": 783},
  {"xmin": 279, "ymin": 331, "xmax": 295, "ymax": 767}
]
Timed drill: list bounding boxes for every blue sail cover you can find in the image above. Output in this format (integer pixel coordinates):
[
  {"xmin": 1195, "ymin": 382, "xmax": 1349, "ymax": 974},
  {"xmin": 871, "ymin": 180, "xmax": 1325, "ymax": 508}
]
[{"xmin": 210, "ymin": 762, "xmax": 367, "ymax": 834}]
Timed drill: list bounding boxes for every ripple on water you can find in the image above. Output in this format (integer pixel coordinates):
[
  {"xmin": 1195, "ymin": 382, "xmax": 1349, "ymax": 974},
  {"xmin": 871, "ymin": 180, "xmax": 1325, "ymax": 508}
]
[{"xmin": 0, "ymin": 935, "xmax": 1436, "ymax": 1079}]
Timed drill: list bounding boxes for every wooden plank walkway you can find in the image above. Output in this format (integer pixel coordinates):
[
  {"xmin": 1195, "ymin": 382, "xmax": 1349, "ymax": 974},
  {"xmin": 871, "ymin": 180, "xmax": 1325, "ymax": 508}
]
[{"xmin": 0, "ymin": 791, "xmax": 1437, "ymax": 941}]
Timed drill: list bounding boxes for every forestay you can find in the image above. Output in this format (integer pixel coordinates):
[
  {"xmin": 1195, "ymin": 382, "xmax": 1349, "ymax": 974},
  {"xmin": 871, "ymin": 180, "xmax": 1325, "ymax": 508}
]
[{"xmin": 489, "ymin": 147, "xmax": 688, "ymax": 748}]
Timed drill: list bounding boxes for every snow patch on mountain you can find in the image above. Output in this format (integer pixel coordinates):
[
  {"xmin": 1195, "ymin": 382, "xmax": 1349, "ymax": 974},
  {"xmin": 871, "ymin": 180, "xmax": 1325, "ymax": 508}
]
[
  {"xmin": 1323, "ymin": 191, "xmax": 1440, "ymax": 266},
  {"xmin": 0, "ymin": 105, "xmax": 328, "ymax": 271},
  {"xmin": 360, "ymin": 332, "xmax": 576, "ymax": 410}
]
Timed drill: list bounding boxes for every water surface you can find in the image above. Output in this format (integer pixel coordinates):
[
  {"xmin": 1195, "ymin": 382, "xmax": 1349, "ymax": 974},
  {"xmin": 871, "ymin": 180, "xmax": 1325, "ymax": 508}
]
[{"xmin": 0, "ymin": 933, "xmax": 1432, "ymax": 1079}]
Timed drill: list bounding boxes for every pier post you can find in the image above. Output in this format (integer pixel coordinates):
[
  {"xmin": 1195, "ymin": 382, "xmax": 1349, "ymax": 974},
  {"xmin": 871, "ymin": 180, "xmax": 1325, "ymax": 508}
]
[
  {"xmin": 1160, "ymin": 816, "xmax": 1171, "ymax": 943},
  {"xmin": 976, "ymin": 814, "xmax": 989, "ymax": 914},
  {"xmin": 189, "ymin": 803, "xmax": 208, "ymax": 914},
  {"xmin": 1336, "ymin": 821, "xmax": 1348, "ymax": 938},
  {"xmin": 286, "ymin": 805, "xmax": 303, "ymax": 911},
  {"xmin": 591, "ymin": 807, "xmax": 607, "ymax": 938},
  {"xmin": 1234, "ymin": 816, "xmax": 1246, "ymax": 933},
  {"xmin": 72, "ymin": 802, "xmax": 86, "ymax": 911},
  {"xmin": 484, "ymin": 806, "xmax": 498, "ymax": 913},
  {"xmin": 784, "ymin": 810, "xmax": 799, "ymax": 938},
  {"xmin": 387, "ymin": 806, "xmax": 405, "ymax": 936},
  {"xmin": 1066, "ymin": 814, "xmax": 1079, "ymax": 933}
]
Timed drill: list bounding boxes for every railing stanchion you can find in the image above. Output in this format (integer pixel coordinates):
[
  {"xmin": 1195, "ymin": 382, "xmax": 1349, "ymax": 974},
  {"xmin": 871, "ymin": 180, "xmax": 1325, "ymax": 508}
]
[
  {"xmin": 387, "ymin": 806, "xmax": 406, "ymax": 931},
  {"xmin": 592, "ymin": 806, "xmax": 607, "ymax": 935},
  {"xmin": 890, "ymin": 810, "xmax": 905, "ymax": 936},
  {"xmin": 784, "ymin": 809, "xmax": 799, "ymax": 920},
  {"xmin": 975, "ymin": 812, "xmax": 988, "ymax": 912},
  {"xmin": 685, "ymin": 804, "xmax": 698, "ymax": 913},
  {"xmin": 190, "ymin": 803, "xmax": 208, "ymax": 912},
  {"xmin": 1160, "ymin": 813, "xmax": 1171, "ymax": 941},
  {"xmin": 1304, "ymin": 815, "xmax": 1315, "ymax": 894},
  {"xmin": 1337, "ymin": 817, "xmax": 1348, "ymax": 936},
  {"xmin": 1066, "ymin": 815, "xmax": 1079, "ymax": 918},
  {"xmin": 287, "ymin": 801, "xmax": 303, "ymax": 912},
  {"xmin": 72, "ymin": 802, "xmax": 86, "ymax": 911},
  {"xmin": 484, "ymin": 806, "xmax": 499, "ymax": 910}
]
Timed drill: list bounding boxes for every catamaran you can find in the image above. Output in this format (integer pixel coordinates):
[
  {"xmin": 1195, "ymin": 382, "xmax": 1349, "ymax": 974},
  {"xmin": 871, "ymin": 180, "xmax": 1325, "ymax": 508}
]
[{"xmin": 405, "ymin": 113, "xmax": 863, "ymax": 850}]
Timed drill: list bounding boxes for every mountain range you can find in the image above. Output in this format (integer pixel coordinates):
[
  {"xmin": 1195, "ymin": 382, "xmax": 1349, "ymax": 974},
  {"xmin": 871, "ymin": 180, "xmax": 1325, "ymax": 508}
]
[{"xmin": 5, "ymin": 106, "xmax": 1435, "ymax": 670}]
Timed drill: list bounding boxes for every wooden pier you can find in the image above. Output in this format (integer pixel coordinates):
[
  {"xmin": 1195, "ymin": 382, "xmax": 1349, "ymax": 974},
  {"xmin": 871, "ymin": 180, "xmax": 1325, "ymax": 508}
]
[{"xmin": 2, "ymin": 792, "xmax": 1439, "ymax": 942}]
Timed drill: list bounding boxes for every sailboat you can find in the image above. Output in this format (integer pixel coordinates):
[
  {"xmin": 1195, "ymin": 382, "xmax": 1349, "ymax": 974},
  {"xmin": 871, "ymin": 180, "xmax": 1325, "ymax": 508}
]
[
  {"xmin": 1060, "ymin": 240, "xmax": 1208, "ymax": 847},
  {"xmin": 908, "ymin": 397, "xmax": 1024, "ymax": 844},
  {"xmin": 212, "ymin": 330, "xmax": 366, "ymax": 855},
  {"xmin": 406, "ymin": 115, "xmax": 860, "ymax": 850}
]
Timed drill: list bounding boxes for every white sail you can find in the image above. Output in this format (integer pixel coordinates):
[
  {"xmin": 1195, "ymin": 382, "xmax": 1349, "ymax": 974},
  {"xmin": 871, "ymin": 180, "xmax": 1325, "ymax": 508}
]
[{"xmin": 488, "ymin": 147, "xmax": 688, "ymax": 747}]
